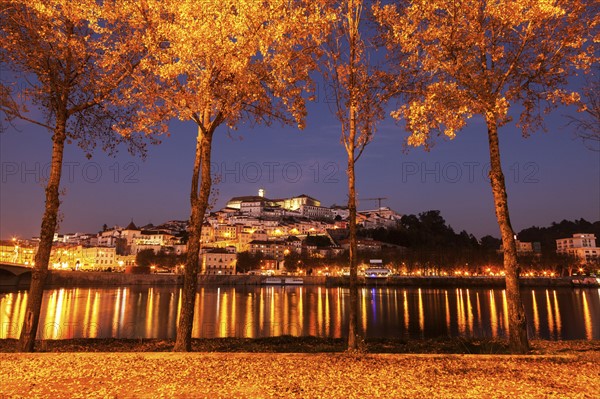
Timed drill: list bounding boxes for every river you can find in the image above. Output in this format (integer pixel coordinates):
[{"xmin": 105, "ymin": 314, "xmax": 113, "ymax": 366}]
[{"xmin": 1, "ymin": 286, "xmax": 598, "ymax": 340}]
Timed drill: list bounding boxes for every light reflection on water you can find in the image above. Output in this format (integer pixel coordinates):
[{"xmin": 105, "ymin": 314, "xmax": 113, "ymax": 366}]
[{"xmin": 0, "ymin": 286, "xmax": 599, "ymax": 340}]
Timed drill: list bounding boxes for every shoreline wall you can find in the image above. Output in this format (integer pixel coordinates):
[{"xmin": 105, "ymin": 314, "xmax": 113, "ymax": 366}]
[
  {"xmin": 46, "ymin": 270, "xmax": 183, "ymax": 287},
  {"xmin": 35, "ymin": 271, "xmax": 588, "ymax": 288},
  {"xmin": 1, "ymin": 270, "xmax": 593, "ymax": 289}
]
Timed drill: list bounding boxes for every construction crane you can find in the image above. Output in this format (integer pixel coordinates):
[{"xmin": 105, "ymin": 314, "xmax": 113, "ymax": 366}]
[{"xmin": 359, "ymin": 197, "xmax": 388, "ymax": 209}]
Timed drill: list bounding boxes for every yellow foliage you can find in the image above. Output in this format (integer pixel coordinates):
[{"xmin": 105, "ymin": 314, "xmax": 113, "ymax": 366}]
[
  {"xmin": 374, "ymin": 0, "xmax": 596, "ymax": 143},
  {"xmin": 0, "ymin": 0, "xmax": 154, "ymax": 146},
  {"xmin": 124, "ymin": 0, "xmax": 334, "ymax": 133}
]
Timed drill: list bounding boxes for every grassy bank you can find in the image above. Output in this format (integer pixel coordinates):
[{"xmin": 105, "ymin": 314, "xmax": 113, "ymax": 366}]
[{"xmin": 1, "ymin": 336, "xmax": 598, "ymax": 354}]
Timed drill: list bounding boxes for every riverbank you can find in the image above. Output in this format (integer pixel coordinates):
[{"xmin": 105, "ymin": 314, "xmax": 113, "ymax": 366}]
[
  {"xmin": 0, "ymin": 339, "xmax": 598, "ymax": 398},
  {"xmin": 4, "ymin": 269, "xmax": 596, "ymax": 289},
  {"xmin": 1, "ymin": 336, "xmax": 599, "ymax": 354}
]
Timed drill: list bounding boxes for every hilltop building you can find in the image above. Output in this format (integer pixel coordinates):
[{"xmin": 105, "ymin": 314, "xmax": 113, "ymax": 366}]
[{"xmin": 226, "ymin": 189, "xmax": 329, "ymax": 219}]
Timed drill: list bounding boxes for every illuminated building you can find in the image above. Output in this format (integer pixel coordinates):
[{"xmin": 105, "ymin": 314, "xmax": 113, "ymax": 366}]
[
  {"xmin": 201, "ymin": 247, "xmax": 237, "ymax": 275},
  {"xmin": 556, "ymin": 234, "xmax": 600, "ymax": 263}
]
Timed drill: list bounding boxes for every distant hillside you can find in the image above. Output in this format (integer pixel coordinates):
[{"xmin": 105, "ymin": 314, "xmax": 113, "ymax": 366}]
[
  {"xmin": 360, "ymin": 211, "xmax": 600, "ymax": 255},
  {"xmin": 359, "ymin": 210, "xmax": 479, "ymax": 250}
]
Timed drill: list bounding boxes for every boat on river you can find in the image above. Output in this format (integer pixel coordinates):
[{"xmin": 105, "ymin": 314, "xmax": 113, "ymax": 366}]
[
  {"xmin": 571, "ymin": 276, "xmax": 600, "ymax": 287},
  {"xmin": 364, "ymin": 268, "xmax": 392, "ymax": 279},
  {"xmin": 284, "ymin": 277, "xmax": 304, "ymax": 285}
]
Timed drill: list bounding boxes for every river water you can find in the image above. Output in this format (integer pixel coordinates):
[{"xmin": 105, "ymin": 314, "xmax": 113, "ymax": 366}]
[{"xmin": 1, "ymin": 286, "xmax": 598, "ymax": 340}]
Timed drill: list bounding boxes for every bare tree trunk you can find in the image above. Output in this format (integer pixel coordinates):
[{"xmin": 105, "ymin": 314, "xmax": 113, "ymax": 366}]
[
  {"xmin": 174, "ymin": 121, "xmax": 214, "ymax": 352},
  {"xmin": 347, "ymin": 137, "xmax": 359, "ymax": 350},
  {"xmin": 346, "ymin": 0, "xmax": 361, "ymax": 351},
  {"xmin": 18, "ymin": 116, "xmax": 67, "ymax": 352},
  {"xmin": 486, "ymin": 116, "xmax": 529, "ymax": 354}
]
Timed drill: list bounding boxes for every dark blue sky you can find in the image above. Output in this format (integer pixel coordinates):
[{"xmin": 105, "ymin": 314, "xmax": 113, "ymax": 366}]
[{"xmin": 1, "ymin": 90, "xmax": 599, "ymax": 240}]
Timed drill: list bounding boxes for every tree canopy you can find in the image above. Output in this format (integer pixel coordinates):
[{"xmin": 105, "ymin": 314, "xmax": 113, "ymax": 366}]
[
  {"xmin": 374, "ymin": 0, "xmax": 597, "ymax": 145},
  {"xmin": 0, "ymin": 0, "xmax": 153, "ymax": 155}
]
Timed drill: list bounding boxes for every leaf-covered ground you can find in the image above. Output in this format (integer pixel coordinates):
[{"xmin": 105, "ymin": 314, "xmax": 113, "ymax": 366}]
[{"xmin": 0, "ymin": 339, "xmax": 598, "ymax": 398}]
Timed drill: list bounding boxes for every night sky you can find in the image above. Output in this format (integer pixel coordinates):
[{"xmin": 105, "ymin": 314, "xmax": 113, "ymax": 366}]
[{"xmin": 1, "ymin": 87, "xmax": 599, "ymax": 241}]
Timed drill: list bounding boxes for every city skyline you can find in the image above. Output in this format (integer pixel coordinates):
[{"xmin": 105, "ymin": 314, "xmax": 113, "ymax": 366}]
[{"xmin": 1, "ymin": 92, "xmax": 599, "ymax": 241}]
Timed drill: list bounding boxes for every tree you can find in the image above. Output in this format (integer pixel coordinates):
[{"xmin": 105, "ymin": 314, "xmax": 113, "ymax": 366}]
[
  {"xmin": 135, "ymin": 249, "xmax": 184, "ymax": 270},
  {"xmin": 375, "ymin": 0, "xmax": 596, "ymax": 353},
  {"xmin": 130, "ymin": 0, "xmax": 332, "ymax": 351},
  {"xmin": 236, "ymin": 251, "xmax": 263, "ymax": 274},
  {"xmin": 135, "ymin": 249, "xmax": 156, "ymax": 267},
  {"xmin": 568, "ymin": 68, "xmax": 600, "ymax": 151},
  {"xmin": 322, "ymin": 0, "xmax": 384, "ymax": 350},
  {"xmin": 481, "ymin": 235, "xmax": 503, "ymax": 252},
  {"xmin": 304, "ymin": 235, "xmax": 333, "ymax": 248},
  {"xmin": 283, "ymin": 251, "xmax": 302, "ymax": 273},
  {"xmin": 0, "ymin": 0, "xmax": 151, "ymax": 352}
]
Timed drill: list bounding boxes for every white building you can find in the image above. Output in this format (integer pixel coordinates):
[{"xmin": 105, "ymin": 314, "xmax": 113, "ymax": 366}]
[
  {"xmin": 330, "ymin": 205, "xmax": 350, "ymax": 220},
  {"xmin": 97, "ymin": 229, "xmax": 121, "ymax": 247},
  {"xmin": 299, "ymin": 204, "xmax": 333, "ymax": 219},
  {"xmin": 556, "ymin": 233, "xmax": 600, "ymax": 263},
  {"xmin": 240, "ymin": 199, "xmax": 266, "ymax": 216},
  {"xmin": 358, "ymin": 207, "xmax": 402, "ymax": 229},
  {"xmin": 226, "ymin": 190, "xmax": 321, "ymax": 216},
  {"xmin": 53, "ymin": 232, "xmax": 95, "ymax": 245},
  {"xmin": 120, "ymin": 221, "xmax": 142, "ymax": 247}
]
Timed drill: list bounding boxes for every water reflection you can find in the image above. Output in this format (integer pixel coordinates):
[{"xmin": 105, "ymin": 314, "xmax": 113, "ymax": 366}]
[
  {"xmin": 581, "ymin": 290, "xmax": 593, "ymax": 340},
  {"xmin": 1, "ymin": 286, "xmax": 598, "ymax": 340}
]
